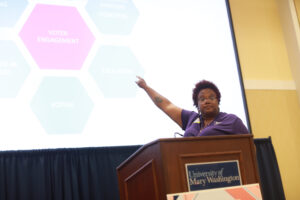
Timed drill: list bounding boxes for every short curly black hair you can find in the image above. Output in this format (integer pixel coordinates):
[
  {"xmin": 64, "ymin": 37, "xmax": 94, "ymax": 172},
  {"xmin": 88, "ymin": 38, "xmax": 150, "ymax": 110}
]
[{"xmin": 192, "ymin": 80, "xmax": 221, "ymax": 108}]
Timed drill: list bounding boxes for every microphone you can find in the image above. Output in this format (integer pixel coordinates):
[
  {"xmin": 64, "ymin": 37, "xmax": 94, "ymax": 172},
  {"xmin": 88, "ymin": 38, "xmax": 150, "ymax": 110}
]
[{"xmin": 174, "ymin": 132, "xmax": 183, "ymax": 138}]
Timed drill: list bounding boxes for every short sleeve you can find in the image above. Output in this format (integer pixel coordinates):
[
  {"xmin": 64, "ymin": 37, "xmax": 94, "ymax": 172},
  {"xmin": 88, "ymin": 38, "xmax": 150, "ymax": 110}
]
[
  {"xmin": 181, "ymin": 109, "xmax": 199, "ymax": 131},
  {"xmin": 233, "ymin": 117, "xmax": 250, "ymax": 134}
]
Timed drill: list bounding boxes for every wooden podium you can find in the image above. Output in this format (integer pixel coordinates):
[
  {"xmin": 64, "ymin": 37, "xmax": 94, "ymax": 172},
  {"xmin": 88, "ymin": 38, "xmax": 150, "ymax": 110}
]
[{"xmin": 117, "ymin": 134, "xmax": 260, "ymax": 200}]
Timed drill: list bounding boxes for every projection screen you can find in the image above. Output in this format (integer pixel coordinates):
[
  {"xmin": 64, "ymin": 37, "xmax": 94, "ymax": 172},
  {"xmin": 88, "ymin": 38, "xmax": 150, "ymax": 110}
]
[{"xmin": 0, "ymin": 0, "xmax": 250, "ymax": 150}]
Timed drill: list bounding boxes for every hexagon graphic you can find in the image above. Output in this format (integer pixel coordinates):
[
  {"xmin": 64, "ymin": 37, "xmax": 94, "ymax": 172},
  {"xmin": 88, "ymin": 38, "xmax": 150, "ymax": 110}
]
[
  {"xmin": 19, "ymin": 4, "xmax": 95, "ymax": 70},
  {"xmin": 0, "ymin": 0, "xmax": 28, "ymax": 27},
  {"xmin": 31, "ymin": 77, "xmax": 94, "ymax": 134},
  {"xmin": 0, "ymin": 40, "xmax": 30, "ymax": 97},
  {"xmin": 89, "ymin": 45, "xmax": 144, "ymax": 98},
  {"xmin": 86, "ymin": 0, "xmax": 139, "ymax": 35}
]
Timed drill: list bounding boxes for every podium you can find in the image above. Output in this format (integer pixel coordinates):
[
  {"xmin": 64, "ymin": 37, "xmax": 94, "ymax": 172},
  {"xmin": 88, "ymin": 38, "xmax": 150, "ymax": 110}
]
[{"xmin": 117, "ymin": 134, "xmax": 260, "ymax": 200}]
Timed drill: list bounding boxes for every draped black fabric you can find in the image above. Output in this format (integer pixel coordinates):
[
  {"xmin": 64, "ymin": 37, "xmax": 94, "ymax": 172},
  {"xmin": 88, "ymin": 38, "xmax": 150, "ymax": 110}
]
[
  {"xmin": 0, "ymin": 146, "xmax": 141, "ymax": 200},
  {"xmin": 0, "ymin": 138, "xmax": 284, "ymax": 200},
  {"xmin": 254, "ymin": 137, "xmax": 286, "ymax": 200}
]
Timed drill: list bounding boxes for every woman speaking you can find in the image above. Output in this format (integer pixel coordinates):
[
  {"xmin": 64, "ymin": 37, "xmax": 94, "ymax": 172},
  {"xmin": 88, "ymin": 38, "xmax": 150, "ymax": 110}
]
[{"xmin": 135, "ymin": 76, "xmax": 249, "ymax": 137}]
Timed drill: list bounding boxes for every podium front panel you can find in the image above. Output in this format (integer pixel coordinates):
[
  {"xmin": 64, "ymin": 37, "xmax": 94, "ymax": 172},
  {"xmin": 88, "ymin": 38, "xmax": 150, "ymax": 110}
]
[{"xmin": 117, "ymin": 135, "xmax": 260, "ymax": 200}]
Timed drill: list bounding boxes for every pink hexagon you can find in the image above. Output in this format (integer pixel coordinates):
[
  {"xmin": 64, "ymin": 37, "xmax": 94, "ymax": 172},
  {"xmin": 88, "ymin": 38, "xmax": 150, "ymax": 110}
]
[{"xmin": 19, "ymin": 4, "xmax": 95, "ymax": 70}]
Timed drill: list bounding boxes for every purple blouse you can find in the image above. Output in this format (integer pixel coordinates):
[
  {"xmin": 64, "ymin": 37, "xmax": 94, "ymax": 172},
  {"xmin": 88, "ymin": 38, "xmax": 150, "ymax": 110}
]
[{"xmin": 181, "ymin": 109, "xmax": 249, "ymax": 137}]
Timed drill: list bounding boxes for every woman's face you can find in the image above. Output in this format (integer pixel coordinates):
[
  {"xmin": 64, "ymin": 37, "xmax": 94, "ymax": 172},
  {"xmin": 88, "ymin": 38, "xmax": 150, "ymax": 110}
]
[{"xmin": 197, "ymin": 88, "xmax": 219, "ymax": 118}]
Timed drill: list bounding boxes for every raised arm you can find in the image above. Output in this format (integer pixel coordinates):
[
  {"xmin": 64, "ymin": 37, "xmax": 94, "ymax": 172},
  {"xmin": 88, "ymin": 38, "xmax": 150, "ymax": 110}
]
[{"xmin": 135, "ymin": 76, "xmax": 183, "ymax": 128}]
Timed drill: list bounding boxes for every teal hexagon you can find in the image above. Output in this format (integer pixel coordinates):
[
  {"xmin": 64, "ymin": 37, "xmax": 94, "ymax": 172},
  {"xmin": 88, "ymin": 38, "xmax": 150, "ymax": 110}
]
[
  {"xmin": 0, "ymin": 0, "xmax": 28, "ymax": 27},
  {"xmin": 31, "ymin": 77, "xmax": 94, "ymax": 134},
  {"xmin": 0, "ymin": 40, "xmax": 30, "ymax": 97},
  {"xmin": 89, "ymin": 45, "xmax": 144, "ymax": 98},
  {"xmin": 85, "ymin": 0, "xmax": 139, "ymax": 35}
]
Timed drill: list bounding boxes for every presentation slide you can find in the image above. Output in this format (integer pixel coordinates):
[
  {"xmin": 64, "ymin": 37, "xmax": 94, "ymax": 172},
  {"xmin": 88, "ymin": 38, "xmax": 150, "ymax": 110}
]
[{"xmin": 0, "ymin": 0, "xmax": 249, "ymax": 150}]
